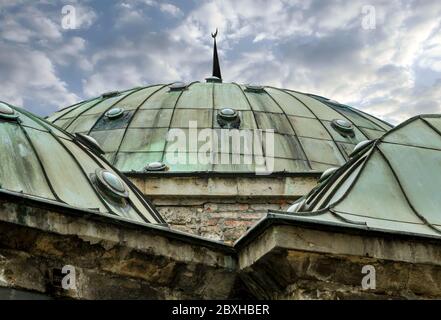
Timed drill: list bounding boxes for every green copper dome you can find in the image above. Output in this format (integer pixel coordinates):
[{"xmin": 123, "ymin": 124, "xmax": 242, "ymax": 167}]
[
  {"xmin": 285, "ymin": 114, "xmax": 441, "ymax": 239},
  {"xmin": 0, "ymin": 101, "xmax": 164, "ymax": 225},
  {"xmin": 47, "ymin": 82, "xmax": 392, "ymax": 174}
]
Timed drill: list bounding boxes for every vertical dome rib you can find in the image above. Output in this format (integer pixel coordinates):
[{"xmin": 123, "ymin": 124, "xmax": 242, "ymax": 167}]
[
  {"xmin": 64, "ymin": 98, "xmax": 108, "ymax": 131},
  {"xmin": 311, "ymin": 151, "xmax": 370, "ymax": 210},
  {"xmin": 288, "ymin": 115, "xmax": 441, "ymax": 239},
  {"xmin": 20, "ymin": 108, "xmax": 115, "ymax": 214},
  {"xmin": 331, "ymin": 101, "xmax": 391, "ymax": 132},
  {"xmin": 9, "ymin": 108, "xmax": 165, "ymax": 223},
  {"xmin": 113, "ymin": 84, "xmax": 172, "ymax": 164},
  {"xmin": 305, "ymin": 93, "xmax": 371, "ymax": 160},
  {"xmin": 53, "ymin": 98, "xmax": 100, "ymax": 130},
  {"xmin": 307, "ymin": 94, "xmax": 370, "ymax": 140},
  {"xmin": 17, "ymin": 122, "xmax": 63, "ymax": 203},
  {"xmin": 49, "ymin": 99, "xmax": 93, "ymax": 123},
  {"xmin": 48, "ymin": 82, "xmax": 392, "ymax": 174},
  {"xmin": 422, "ymin": 117, "xmax": 441, "ymax": 136},
  {"xmin": 85, "ymin": 147, "xmax": 164, "ymax": 223},
  {"xmin": 274, "ymin": 87, "xmax": 348, "ymax": 165},
  {"xmin": 61, "ymin": 88, "xmax": 139, "ymax": 131},
  {"xmin": 160, "ymin": 81, "xmax": 200, "ymax": 166},
  {"xmin": 232, "ymin": 82, "xmax": 268, "ymax": 171},
  {"xmin": 375, "ymin": 146, "xmax": 441, "ymax": 235},
  {"xmin": 265, "ymin": 87, "xmax": 312, "ymax": 170},
  {"xmin": 86, "ymin": 85, "xmax": 155, "ymax": 136}
]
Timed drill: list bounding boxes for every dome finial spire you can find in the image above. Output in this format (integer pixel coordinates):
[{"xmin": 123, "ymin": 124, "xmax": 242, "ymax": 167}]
[{"xmin": 211, "ymin": 28, "xmax": 222, "ymax": 80}]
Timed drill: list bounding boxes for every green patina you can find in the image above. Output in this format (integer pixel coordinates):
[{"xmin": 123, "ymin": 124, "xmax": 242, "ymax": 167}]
[
  {"xmin": 0, "ymin": 103, "xmax": 165, "ymax": 226},
  {"xmin": 47, "ymin": 82, "xmax": 392, "ymax": 174},
  {"xmin": 284, "ymin": 114, "xmax": 441, "ymax": 240}
]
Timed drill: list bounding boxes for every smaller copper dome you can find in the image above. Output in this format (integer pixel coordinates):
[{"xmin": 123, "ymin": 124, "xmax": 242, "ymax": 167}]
[{"xmin": 0, "ymin": 102, "xmax": 165, "ymax": 225}]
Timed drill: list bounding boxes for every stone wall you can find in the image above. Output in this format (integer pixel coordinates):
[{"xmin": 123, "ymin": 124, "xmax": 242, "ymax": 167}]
[
  {"xmin": 241, "ymin": 249, "xmax": 441, "ymax": 299},
  {"xmin": 2, "ymin": 197, "xmax": 441, "ymax": 300},
  {"xmin": 0, "ymin": 198, "xmax": 239, "ymax": 300},
  {"xmin": 129, "ymin": 174, "xmax": 319, "ymax": 244},
  {"xmin": 237, "ymin": 223, "xmax": 441, "ymax": 299},
  {"xmin": 154, "ymin": 197, "xmax": 289, "ymax": 244}
]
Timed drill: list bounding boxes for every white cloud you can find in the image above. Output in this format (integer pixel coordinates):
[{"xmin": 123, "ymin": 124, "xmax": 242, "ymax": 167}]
[
  {"xmin": 168, "ymin": 0, "xmax": 441, "ymax": 123},
  {"xmin": 0, "ymin": 1, "xmax": 96, "ymax": 113},
  {"xmin": 73, "ymin": 3, "xmax": 98, "ymax": 29},
  {"xmin": 1, "ymin": 6, "xmax": 62, "ymax": 43},
  {"xmin": 1, "ymin": 0, "xmax": 441, "ymax": 124},
  {"xmin": 159, "ymin": 3, "xmax": 183, "ymax": 17},
  {"xmin": 0, "ymin": 42, "xmax": 78, "ymax": 113}
]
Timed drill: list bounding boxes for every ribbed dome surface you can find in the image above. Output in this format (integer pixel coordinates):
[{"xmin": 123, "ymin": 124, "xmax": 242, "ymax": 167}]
[
  {"xmin": 0, "ymin": 102, "xmax": 164, "ymax": 225},
  {"xmin": 286, "ymin": 114, "xmax": 441, "ymax": 239},
  {"xmin": 48, "ymin": 82, "xmax": 392, "ymax": 173}
]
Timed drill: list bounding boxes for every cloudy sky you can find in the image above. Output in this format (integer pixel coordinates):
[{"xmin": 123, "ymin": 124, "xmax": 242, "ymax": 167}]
[{"xmin": 0, "ymin": 0, "xmax": 440, "ymax": 124}]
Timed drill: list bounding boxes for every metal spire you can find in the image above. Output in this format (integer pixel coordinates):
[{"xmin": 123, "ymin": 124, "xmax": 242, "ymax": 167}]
[{"xmin": 211, "ymin": 28, "xmax": 222, "ymax": 80}]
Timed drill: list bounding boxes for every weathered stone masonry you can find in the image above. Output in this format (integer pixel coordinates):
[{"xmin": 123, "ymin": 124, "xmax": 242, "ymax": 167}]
[
  {"xmin": 1, "ymin": 196, "xmax": 441, "ymax": 300},
  {"xmin": 129, "ymin": 174, "xmax": 319, "ymax": 244}
]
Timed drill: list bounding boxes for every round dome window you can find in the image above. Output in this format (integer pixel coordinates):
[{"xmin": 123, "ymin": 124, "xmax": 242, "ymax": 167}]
[
  {"xmin": 205, "ymin": 76, "xmax": 222, "ymax": 83},
  {"xmin": 75, "ymin": 133, "xmax": 105, "ymax": 155},
  {"xmin": 219, "ymin": 108, "xmax": 238, "ymax": 119},
  {"xmin": 169, "ymin": 82, "xmax": 188, "ymax": 91},
  {"xmin": 95, "ymin": 168, "xmax": 129, "ymax": 198},
  {"xmin": 331, "ymin": 119, "xmax": 354, "ymax": 134},
  {"xmin": 145, "ymin": 162, "xmax": 168, "ymax": 172},
  {"xmin": 0, "ymin": 102, "xmax": 19, "ymax": 120},
  {"xmin": 105, "ymin": 107, "xmax": 125, "ymax": 119},
  {"xmin": 101, "ymin": 91, "xmax": 120, "ymax": 99},
  {"xmin": 217, "ymin": 108, "xmax": 240, "ymax": 129},
  {"xmin": 245, "ymin": 84, "xmax": 265, "ymax": 93}
]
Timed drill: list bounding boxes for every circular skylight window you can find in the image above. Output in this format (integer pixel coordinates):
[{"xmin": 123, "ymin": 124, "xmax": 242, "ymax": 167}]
[
  {"xmin": 217, "ymin": 108, "xmax": 240, "ymax": 129},
  {"xmin": 95, "ymin": 168, "xmax": 129, "ymax": 198},
  {"xmin": 0, "ymin": 102, "xmax": 19, "ymax": 120},
  {"xmin": 101, "ymin": 91, "xmax": 120, "ymax": 99},
  {"xmin": 75, "ymin": 133, "xmax": 105, "ymax": 155},
  {"xmin": 319, "ymin": 167, "xmax": 339, "ymax": 183},
  {"xmin": 105, "ymin": 107, "xmax": 125, "ymax": 119},
  {"xmin": 145, "ymin": 162, "xmax": 167, "ymax": 172},
  {"xmin": 349, "ymin": 140, "xmax": 372, "ymax": 158},
  {"xmin": 219, "ymin": 108, "xmax": 238, "ymax": 119},
  {"xmin": 331, "ymin": 119, "xmax": 354, "ymax": 134},
  {"xmin": 205, "ymin": 76, "xmax": 222, "ymax": 83},
  {"xmin": 169, "ymin": 82, "xmax": 187, "ymax": 91},
  {"xmin": 245, "ymin": 84, "xmax": 265, "ymax": 93}
]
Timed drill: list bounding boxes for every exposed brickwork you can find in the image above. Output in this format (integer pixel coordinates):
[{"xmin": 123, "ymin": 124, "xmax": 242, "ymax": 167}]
[
  {"xmin": 129, "ymin": 175, "xmax": 318, "ymax": 244},
  {"xmin": 153, "ymin": 197, "xmax": 291, "ymax": 244}
]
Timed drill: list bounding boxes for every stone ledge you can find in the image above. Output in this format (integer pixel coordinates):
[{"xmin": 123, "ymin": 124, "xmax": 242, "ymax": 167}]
[
  {"xmin": 133, "ymin": 176, "xmax": 318, "ymax": 198},
  {"xmin": 236, "ymin": 219, "xmax": 441, "ymax": 299},
  {"xmin": 238, "ymin": 223, "xmax": 441, "ymax": 269},
  {"xmin": 2, "ymin": 195, "xmax": 441, "ymax": 299},
  {"xmin": 0, "ymin": 198, "xmax": 239, "ymax": 299}
]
